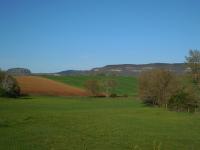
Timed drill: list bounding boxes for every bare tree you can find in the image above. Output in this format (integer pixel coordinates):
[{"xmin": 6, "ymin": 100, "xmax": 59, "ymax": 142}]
[
  {"xmin": 139, "ymin": 68, "xmax": 199, "ymax": 112},
  {"xmin": 103, "ymin": 79, "xmax": 117, "ymax": 97},
  {"xmin": 84, "ymin": 80, "xmax": 101, "ymax": 96},
  {"xmin": 139, "ymin": 69, "xmax": 179, "ymax": 108}
]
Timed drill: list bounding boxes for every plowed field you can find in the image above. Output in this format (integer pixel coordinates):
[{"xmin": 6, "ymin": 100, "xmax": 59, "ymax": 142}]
[{"xmin": 16, "ymin": 76, "xmax": 88, "ymax": 96}]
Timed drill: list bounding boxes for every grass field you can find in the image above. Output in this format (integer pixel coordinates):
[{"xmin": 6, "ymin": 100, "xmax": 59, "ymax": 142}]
[
  {"xmin": 43, "ymin": 75, "xmax": 138, "ymax": 96},
  {"xmin": 0, "ymin": 96, "xmax": 200, "ymax": 150}
]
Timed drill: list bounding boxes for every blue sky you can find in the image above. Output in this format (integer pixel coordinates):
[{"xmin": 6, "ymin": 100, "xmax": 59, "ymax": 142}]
[{"xmin": 0, "ymin": 0, "xmax": 200, "ymax": 73}]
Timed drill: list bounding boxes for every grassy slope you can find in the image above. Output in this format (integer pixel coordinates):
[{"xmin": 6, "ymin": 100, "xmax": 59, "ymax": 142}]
[
  {"xmin": 0, "ymin": 96, "xmax": 200, "ymax": 150},
  {"xmin": 43, "ymin": 75, "xmax": 138, "ymax": 96}
]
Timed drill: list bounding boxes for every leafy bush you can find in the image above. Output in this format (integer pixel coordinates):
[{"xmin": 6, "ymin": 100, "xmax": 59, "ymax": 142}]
[
  {"xmin": 110, "ymin": 93, "xmax": 117, "ymax": 98},
  {"xmin": 0, "ymin": 71, "xmax": 20, "ymax": 98},
  {"xmin": 169, "ymin": 86, "xmax": 199, "ymax": 112}
]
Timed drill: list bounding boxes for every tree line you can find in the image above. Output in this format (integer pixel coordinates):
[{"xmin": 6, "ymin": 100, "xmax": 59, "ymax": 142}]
[{"xmin": 139, "ymin": 49, "xmax": 200, "ymax": 112}]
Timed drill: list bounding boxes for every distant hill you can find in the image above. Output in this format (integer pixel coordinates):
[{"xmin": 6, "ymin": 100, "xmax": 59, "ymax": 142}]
[
  {"xmin": 57, "ymin": 63, "xmax": 189, "ymax": 76},
  {"xmin": 7, "ymin": 68, "xmax": 32, "ymax": 76},
  {"xmin": 7, "ymin": 63, "xmax": 189, "ymax": 76},
  {"xmin": 58, "ymin": 70, "xmax": 91, "ymax": 76}
]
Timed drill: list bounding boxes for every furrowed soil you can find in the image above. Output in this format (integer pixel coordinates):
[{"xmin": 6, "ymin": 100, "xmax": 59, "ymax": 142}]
[{"xmin": 16, "ymin": 76, "xmax": 89, "ymax": 96}]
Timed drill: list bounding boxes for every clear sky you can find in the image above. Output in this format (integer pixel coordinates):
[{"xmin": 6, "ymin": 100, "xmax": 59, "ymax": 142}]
[{"xmin": 0, "ymin": 0, "xmax": 200, "ymax": 73}]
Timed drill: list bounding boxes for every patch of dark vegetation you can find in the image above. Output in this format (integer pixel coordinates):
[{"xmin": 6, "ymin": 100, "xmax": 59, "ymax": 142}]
[
  {"xmin": 122, "ymin": 94, "xmax": 128, "ymax": 97},
  {"xmin": 11, "ymin": 117, "xmax": 35, "ymax": 126},
  {"xmin": 0, "ymin": 120, "xmax": 10, "ymax": 128},
  {"xmin": 110, "ymin": 93, "xmax": 118, "ymax": 98},
  {"xmin": 24, "ymin": 116, "xmax": 33, "ymax": 121},
  {"xmin": 20, "ymin": 97, "xmax": 33, "ymax": 100},
  {"xmin": 93, "ymin": 95, "xmax": 106, "ymax": 98},
  {"xmin": 92, "ymin": 94, "xmax": 129, "ymax": 99},
  {"xmin": 22, "ymin": 116, "xmax": 34, "ymax": 123},
  {"xmin": 20, "ymin": 94, "xmax": 33, "ymax": 100},
  {"xmin": 109, "ymin": 94, "xmax": 128, "ymax": 98},
  {"xmin": 142, "ymin": 99, "xmax": 155, "ymax": 107}
]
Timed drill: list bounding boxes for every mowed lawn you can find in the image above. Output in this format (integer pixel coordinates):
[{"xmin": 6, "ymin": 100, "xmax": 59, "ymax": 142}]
[
  {"xmin": 43, "ymin": 75, "xmax": 138, "ymax": 96},
  {"xmin": 0, "ymin": 96, "xmax": 200, "ymax": 150}
]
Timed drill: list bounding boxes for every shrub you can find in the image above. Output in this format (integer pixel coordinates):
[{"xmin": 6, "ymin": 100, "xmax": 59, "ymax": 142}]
[
  {"xmin": 169, "ymin": 86, "xmax": 199, "ymax": 112},
  {"xmin": 110, "ymin": 93, "xmax": 117, "ymax": 98},
  {"xmin": 0, "ymin": 71, "xmax": 20, "ymax": 98},
  {"xmin": 122, "ymin": 94, "xmax": 128, "ymax": 97}
]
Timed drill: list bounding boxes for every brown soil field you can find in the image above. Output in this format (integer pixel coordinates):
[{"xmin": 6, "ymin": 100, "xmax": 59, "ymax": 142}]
[{"xmin": 15, "ymin": 76, "xmax": 89, "ymax": 96}]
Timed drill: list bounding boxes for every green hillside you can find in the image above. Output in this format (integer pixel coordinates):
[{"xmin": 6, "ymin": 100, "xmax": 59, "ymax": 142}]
[{"xmin": 43, "ymin": 75, "xmax": 138, "ymax": 96}]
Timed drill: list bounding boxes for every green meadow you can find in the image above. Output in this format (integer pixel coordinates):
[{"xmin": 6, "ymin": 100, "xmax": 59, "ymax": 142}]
[{"xmin": 0, "ymin": 96, "xmax": 200, "ymax": 150}]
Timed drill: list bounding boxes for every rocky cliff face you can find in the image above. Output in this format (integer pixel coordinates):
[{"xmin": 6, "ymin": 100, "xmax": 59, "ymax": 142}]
[
  {"xmin": 57, "ymin": 63, "xmax": 190, "ymax": 76},
  {"xmin": 91, "ymin": 63, "xmax": 189, "ymax": 76},
  {"xmin": 7, "ymin": 68, "xmax": 32, "ymax": 76}
]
